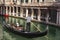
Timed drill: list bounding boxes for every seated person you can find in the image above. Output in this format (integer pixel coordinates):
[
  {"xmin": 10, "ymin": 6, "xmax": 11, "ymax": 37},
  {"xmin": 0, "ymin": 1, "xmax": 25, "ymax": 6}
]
[
  {"xmin": 10, "ymin": 23, "xmax": 16, "ymax": 29},
  {"xmin": 16, "ymin": 23, "xmax": 19, "ymax": 27},
  {"xmin": 14, "ymin": 23, "xmax": 19, "ymax": 29},
  {"xmin": 17, "ymin": 25, "xmax": 24, "ymax": 31},
  {"xmin": 19, "ymin": 25, "xmax": 23, "ymax": 30}
]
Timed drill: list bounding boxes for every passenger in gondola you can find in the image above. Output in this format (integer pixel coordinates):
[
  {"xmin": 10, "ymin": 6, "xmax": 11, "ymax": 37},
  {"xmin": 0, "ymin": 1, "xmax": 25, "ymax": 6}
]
[
  {"xmin": 18, "ymin": 25, "xmax": 24, "ymax": 32},
  {"xmin": 25, "ymin": 14, "xmax": 32, "ymax": 32},
  {"xmin": 16, "ymin": 23, "xmax": 23, "ymax": 31},
  {"xmin": 16, "ymin": 23, "xmax": 19, "ymax": 27},
  {"xmin": 10, "ymin": 23, "xmax": 16, "ymax": 29},
  {"xmin": 16, "ymin": 23, "xmax": 19, "ymax": 29}
]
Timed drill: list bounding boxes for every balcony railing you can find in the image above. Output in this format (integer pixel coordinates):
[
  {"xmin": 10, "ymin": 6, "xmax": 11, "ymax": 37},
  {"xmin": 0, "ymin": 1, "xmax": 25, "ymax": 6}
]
[{"xmin": 0, "ymin": 2, "xmax": 60, "ymax": 6}]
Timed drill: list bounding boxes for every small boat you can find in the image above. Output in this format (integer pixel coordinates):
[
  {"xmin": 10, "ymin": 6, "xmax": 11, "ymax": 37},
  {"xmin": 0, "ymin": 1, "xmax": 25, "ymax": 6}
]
[{"xmin": 3, "ymin": 22, "xmax": 48, "ymax": 38}]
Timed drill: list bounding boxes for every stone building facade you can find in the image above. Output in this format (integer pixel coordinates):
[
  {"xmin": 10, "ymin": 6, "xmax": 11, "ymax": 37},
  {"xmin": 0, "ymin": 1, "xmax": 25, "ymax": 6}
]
[{"xmin": 0, "ymin": 0, "xmax": 60, "ymax": 25}]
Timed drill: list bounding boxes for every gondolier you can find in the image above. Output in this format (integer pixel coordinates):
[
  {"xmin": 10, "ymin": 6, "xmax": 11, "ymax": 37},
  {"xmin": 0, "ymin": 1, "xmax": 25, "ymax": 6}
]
[{"xmin": 25, "ymin": 14, "xmax": 32, "ymax": 32}]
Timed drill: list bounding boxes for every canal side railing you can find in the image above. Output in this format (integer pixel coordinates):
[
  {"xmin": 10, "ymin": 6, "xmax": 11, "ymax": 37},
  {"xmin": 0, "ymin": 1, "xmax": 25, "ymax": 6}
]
[{"xmin": 9, "ymin": 16, "xmax": 60, "ymax": 28}]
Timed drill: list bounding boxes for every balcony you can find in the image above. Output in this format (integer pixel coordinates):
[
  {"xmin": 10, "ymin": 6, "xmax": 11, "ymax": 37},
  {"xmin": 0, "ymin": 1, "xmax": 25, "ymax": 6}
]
[
  {"xmin": 0, "ymin": 2, "xmax": 60, "ymax": 7},
  {"xmin": 20, "ymin": 2, "xmax": 54, "ymax": 6}
]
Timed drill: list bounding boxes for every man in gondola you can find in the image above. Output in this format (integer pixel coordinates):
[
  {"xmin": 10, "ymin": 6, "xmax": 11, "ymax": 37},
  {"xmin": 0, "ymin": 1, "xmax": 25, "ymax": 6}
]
[{"xmin": 25, "ymin": 14, "xmax": 32, "ymax": 32}]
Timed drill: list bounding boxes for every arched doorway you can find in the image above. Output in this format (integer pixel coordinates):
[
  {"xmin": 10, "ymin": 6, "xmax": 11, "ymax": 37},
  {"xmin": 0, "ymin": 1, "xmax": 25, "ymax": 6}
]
[{"xmin": 49, "ymin": 9, "xmax": 57, "ymax": 23}]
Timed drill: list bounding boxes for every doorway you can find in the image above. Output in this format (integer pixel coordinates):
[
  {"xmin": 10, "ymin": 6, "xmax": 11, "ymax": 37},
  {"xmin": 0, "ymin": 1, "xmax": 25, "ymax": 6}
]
[{"xmin": 49, "ymin": 9, "xmax": 57, "ymax": 23}]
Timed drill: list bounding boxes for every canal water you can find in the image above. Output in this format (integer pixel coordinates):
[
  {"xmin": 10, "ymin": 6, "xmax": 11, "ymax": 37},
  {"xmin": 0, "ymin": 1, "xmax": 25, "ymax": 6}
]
[{"xmin": 0, "ymin": 16, "xmax": 60, "ymax": 40}]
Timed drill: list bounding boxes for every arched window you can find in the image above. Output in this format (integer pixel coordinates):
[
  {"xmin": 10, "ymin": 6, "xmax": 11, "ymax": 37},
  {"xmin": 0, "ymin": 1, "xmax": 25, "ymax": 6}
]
[
  {"xmin": 18, "ymin": 7, "xmax": 20, "ymax": 16},
  {"xmin": 14, "ymin": 6, "xmax": 16, "ymax": 13},
  {"xmin": 11, "ymin": 7, "xmax": 13, "ymax": 13},
  {"xmin": 31, "ymin": 0, "xmax": 32, "ymax": 2},
  {"xmin": 37, "ymin": 0, "xmax": 39, "ymax": 2},
  {"xmin": 13, "ymin": 0, "xmax": 17, "ymax": 4},
  {"xmin": 42, "ymin": 0, "xmax": 44, "ymax": 2},
  {"xmin": 18, "ymin": 7, "xmax": 20, "ymax": 13},
  {"xmin": 25, "ymin": 0, "xmax": 28, "ymax": 3},
  {"xmin": 7, "ymin": 6, "xmax": 9, "ymax": 13},
  {"xmin": 21, "ymin": 0, "xmax": 24, "ymax": 3}
]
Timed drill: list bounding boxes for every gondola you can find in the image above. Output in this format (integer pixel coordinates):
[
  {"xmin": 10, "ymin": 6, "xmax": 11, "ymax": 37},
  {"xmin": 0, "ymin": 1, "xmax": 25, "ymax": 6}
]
[{"xmin": 3, "ymin": 22, "xmax": 48, "ymax": 38}]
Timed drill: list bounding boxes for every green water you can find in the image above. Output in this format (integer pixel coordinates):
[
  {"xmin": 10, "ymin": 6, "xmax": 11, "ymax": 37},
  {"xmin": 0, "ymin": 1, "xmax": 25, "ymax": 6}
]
[{"xmin": 0, "ymin": 16, "xmax": 60, "ymax": 40}]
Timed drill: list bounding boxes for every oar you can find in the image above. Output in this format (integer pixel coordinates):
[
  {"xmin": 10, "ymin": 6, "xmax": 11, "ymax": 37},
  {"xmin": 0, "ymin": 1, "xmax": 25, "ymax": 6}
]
[
  {"xmin": 31, "ymin": 22, "xmax": 49, "ymax": 39},
  {"xmin": 31, "ymin": 22, "xmax": 41, "ymax": 31}
]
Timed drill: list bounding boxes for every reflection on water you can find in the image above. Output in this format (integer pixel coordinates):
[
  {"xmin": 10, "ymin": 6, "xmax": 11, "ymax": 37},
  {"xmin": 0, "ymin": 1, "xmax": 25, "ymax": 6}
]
[{"xmin": 0, "ymin": 16, "xmax": 60, "ymax": 40}]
